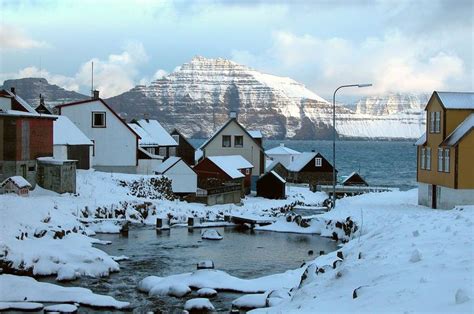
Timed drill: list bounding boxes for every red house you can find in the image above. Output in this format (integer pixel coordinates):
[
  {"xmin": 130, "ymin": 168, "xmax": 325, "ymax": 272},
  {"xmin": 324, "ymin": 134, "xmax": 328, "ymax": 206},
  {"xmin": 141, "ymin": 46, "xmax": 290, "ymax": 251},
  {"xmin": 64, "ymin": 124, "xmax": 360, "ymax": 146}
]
[
  {"xmin": 194, "ymin": 155, "xmax": 253, "ymax": 196},
  {"xmin": 0, "ymin": 89, "xmax": 56, "ymax": 186}
]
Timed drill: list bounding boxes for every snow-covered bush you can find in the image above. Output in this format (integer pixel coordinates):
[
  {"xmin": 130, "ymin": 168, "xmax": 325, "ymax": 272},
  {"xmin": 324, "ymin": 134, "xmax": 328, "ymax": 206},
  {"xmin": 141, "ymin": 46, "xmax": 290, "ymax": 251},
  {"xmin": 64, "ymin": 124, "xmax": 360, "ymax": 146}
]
[{"xmin": 118, "ymin": 176, "xmax": 176, "ymax": 200}]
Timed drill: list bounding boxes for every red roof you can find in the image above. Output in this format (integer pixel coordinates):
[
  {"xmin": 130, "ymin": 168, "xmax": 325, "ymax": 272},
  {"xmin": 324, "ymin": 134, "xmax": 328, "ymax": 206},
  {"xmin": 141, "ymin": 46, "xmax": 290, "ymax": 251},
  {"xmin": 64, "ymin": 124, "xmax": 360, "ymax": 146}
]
[{"xmin": 56, "ymin": 98, "xmax": 140, "ymax": 138}]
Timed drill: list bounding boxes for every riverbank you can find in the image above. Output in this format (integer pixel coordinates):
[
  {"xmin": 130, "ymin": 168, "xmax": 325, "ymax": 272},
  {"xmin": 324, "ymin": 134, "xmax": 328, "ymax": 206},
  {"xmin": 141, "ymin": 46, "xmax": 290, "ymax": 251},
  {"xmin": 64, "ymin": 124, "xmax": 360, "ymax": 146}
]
[{"xmin": 1, "ymin": 170, "xmax": 472, "ymax": 312}]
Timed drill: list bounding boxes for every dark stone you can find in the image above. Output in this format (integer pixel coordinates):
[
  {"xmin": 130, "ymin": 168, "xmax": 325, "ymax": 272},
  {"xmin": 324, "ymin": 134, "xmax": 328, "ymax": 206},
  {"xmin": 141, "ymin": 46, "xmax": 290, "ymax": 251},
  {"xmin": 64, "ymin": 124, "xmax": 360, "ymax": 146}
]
[
  {"xmin": 308, "ymin": 250, "xmax": 314, "ymax": 255},
  {"xmin": 337, "ymin": 251, "xmax": 344, "ymax": 260}
]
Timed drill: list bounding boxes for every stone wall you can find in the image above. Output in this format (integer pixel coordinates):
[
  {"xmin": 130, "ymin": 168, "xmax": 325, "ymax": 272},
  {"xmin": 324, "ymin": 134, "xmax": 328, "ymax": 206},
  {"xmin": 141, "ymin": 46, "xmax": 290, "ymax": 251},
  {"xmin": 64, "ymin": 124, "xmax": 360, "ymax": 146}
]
[{"xmin": 37, "ymin": 160, "xmax": 76, "ymax": 194}]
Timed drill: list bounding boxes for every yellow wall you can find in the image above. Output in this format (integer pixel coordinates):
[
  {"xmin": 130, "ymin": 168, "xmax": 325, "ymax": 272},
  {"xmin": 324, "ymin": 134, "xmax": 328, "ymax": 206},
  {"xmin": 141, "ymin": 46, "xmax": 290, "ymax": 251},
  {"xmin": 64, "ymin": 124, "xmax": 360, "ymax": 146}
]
[
  {"xmin": 416, "ymin": 94, "xmax": 474, "ymax": 189},
  {"xmin": 458, "ymin": 132, "xmax": 474, "ymax": 189}
]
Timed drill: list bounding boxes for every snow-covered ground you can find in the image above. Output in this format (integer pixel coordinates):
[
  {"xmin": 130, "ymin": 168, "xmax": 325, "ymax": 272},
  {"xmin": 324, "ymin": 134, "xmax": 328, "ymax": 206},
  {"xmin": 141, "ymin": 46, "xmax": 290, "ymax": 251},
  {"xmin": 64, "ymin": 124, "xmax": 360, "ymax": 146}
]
[{"xmin": 1, "ymin": 170, "xmax": 472, "ymax": 312}]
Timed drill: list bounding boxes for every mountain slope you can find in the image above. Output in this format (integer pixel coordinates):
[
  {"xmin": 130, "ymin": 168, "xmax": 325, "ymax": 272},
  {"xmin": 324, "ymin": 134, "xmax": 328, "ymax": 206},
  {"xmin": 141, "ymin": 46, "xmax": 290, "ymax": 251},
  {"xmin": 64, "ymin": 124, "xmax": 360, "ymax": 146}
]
[{"xmin": 1, "ymin": 78, "xmax": 88, "ymax": 108}]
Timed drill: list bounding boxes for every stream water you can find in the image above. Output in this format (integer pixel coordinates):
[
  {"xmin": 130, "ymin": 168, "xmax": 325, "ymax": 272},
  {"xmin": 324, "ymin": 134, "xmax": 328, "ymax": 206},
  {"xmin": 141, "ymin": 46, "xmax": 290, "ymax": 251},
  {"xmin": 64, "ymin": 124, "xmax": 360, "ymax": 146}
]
[{"xmin": 60, "ymin": 225, "xmax": 338, "ymax": 313}]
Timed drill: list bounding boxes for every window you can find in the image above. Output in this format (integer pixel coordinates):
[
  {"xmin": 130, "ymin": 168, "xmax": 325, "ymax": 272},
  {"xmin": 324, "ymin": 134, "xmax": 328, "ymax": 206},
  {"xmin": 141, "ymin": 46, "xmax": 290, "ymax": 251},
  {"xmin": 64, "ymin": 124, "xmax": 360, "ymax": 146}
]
[
  {"xmin": 172, "ymin": 134, "xmax": 180, "ymax": 144},
  {"xmin": 169, "ymin": 147, "xmax": 176, "ymax": 156},
  {"xmin": 222, "ymin": 135, "xmax": 231, "ymax": 148},
  {"xmin": 146, "ymin": 147, "xmax": 154, "ymax": 154},
  {"xmin": 444, "ymin": 148, "xmax": 450, "ymax": 172},
  {"xmin": 91, "ymin": 140, "xmax": 95, "ymax": 156},
  {"xmin": 420, "ymin": 148, "xmax": 426, "ymax": 170},
  {"xmin": 291, "ymin": 156, "xmax": 294, "ymax": 162},
  {"xmin": 426, "ymin": 147, "xmax": 431, "ymax": 170},
  {"xmin": 430, "ymin": 112, "xmax": 435, "ymax": 133},
  {"xmin": 159, "ymin": 147, "xmax": 167, "ymax": 156},
  {"xmin": 435, "ymin": 112, "xmax": 441, "ymax": 133},
  {"xmin": 245, "ymin": 168, "xmax": 250, "ymax": 175},
  {"xmin": 234, "ymin": 136, "xmax": 243, "ymax": 148},
  {"xmin": 438, "ymin": 148, "xmax": 444, "ymax": 172},
  {"xmin": 92, "ymin": 112, "xmax": 106, "ymax": 128},
  {"xmin": 315, "ymin": 157, "xmax": 322, "ymax": 167},
  {"xmin": 28, "ymin": 165, "xmax": 35, "ymax": 172}
]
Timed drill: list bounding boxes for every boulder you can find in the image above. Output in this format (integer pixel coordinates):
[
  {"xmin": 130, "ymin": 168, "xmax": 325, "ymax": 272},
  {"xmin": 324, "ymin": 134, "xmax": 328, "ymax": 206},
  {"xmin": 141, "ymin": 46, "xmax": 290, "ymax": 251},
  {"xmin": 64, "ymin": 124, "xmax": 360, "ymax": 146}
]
[{"xmin": 201, "ymin": 229, "xmax": 223, "ymax": 240}]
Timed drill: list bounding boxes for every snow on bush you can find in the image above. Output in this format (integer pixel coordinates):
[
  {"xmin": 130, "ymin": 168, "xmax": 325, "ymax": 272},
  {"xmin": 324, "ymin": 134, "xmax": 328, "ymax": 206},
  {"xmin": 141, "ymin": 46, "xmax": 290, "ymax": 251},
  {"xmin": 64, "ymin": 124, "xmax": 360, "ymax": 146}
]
[{"xmin": 118, "ymin": 176, "xmax": 176, "ymax": 200}]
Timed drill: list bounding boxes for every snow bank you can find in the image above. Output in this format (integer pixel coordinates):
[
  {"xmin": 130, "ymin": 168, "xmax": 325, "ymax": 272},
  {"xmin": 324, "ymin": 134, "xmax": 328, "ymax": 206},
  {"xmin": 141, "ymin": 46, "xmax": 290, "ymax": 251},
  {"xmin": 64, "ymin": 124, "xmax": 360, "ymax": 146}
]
[
  {"xmin": 184, "ymin": 298, "xmax": 215, "ymax": 311},
  {"xmin": 139, "ymin": 268, "xmax": 304, "ymax": 295},
  {"xmin": 251, "ymin": 190, "xmax": 474, "ymax": 313},
  {"xmin": 0, "ymin": 274, "xmax": 129, "ymax": 309}
]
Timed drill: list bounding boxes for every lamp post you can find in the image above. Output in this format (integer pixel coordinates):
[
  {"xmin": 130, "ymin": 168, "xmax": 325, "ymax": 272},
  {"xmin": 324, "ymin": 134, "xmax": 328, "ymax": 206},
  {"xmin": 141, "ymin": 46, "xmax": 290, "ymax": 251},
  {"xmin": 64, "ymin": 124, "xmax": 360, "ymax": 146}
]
[{"xmin": 332, "ymin": 83, "xmax": 372, "ymax": 209}]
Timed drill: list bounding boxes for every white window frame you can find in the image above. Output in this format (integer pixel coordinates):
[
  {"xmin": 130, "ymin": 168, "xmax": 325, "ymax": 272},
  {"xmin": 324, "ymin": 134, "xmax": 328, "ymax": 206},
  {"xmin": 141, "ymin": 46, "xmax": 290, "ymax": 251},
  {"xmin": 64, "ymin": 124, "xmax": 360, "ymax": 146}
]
[
  {"xmin": 426, "ymin": 147, "xmax": 431, "ymax": 170},
  {"xmin": 443, "ymin": 148, "xmax": 450, "ymax": 173},
  {"xmin": 420, "ymin": 147, "xmax": 426, "ymax": 170},
  {"xmin": 437, "ymin": 148, "xmax": 444, "ymax": 172},
  {"xmin": 315, "ymin": 157, "xmax": 322, "ymax": 167},
  {"xmin": 92, "ymin": 111, "xmax": 106, "ymax": 128},
  {"xmin": 222, "ymin": 135, "xmax": 231, "ymax": 148},
  {"xmin": 430, "ymin": 112, "xmax": 435, "ymax": 133},
  {"xmin": 435, "ymin": 112, "xmax": 441, "ymax": 133}
]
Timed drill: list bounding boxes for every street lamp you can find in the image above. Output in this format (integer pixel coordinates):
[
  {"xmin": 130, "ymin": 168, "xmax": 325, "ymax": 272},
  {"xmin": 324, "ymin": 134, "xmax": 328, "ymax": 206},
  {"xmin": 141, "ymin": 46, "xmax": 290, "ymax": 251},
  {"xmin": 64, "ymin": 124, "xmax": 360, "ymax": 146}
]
[{"xmin": 331, "ymin": 83, "xmax": 372, "ymax": 209}]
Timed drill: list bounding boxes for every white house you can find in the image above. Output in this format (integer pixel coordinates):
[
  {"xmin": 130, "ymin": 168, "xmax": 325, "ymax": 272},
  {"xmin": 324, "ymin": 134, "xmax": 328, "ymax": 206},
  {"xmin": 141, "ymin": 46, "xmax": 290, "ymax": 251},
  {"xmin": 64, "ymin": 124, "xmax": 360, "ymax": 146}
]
[
  {"xmin": 265, "ymin": 143, "xmax": 301, "ymax": 168},
  {"xmin": 53, "ymin": 115, "xmax": 93, "ymax": 169},
  {"xmin": 155, "ymin": 156, "xmax": 197, "ymax": 195},
  {"xmin": 133, "ymin": 119, "xmax": 178, "ymax": 159},
  {"xmin": 56, "ymin": 93, "xmax": 140, "ymax": 173},
  {"xmin": 199, "ymin": 114, "xmax": 265, "ymax": 185}
]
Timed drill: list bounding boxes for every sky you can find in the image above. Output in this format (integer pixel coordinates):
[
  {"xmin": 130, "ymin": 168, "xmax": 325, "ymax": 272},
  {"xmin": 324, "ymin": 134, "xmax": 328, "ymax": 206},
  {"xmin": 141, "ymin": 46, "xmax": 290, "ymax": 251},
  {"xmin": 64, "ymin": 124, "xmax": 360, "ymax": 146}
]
[{"xmin": 0, "ymin": 0, "xmax": 473, "ymax": 101}]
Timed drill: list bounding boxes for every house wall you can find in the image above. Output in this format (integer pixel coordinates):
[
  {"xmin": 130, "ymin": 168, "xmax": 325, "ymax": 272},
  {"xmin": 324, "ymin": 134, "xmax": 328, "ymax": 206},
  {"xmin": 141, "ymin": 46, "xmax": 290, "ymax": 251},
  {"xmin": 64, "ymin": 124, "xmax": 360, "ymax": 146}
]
[
  {"xmin": 267, "ymin": 154, "xmax": 299, "ymax": 168},
  {"xmin": 287, "ymin": 154, "xmax": 335, "ymax": 184},
  {"xmin": 457, "ymin": 133, "xmax": 474, "ymax": 189},
  {"xmin": 137, "ymin": 158, "xmax": 162, "ymax": 175},
  {"xmin": 36, "ymin": 161, "xmax": 76, "ymax": 194},
  {"xmin": 203, "ymin": 120, "xmax": 262, "ymax": 176},
  {"xmin": 417, "ymin": 96, "xmax": 473, "ymax": 189},
  {"xmin": 171, "ymin": 131, "xmax": 195, "ymax": 165},
  {"xmin": 53, "ymin": 145, "xmax": 68, "ymax": 160},
  {"xmin": 418, "ymin": 182, "xmax": 474, "ymax": 209},
  {"xmin": 163, "ymin": 160, "xmax": 197, "ymax": 194},
  {"xmin": 256, "ymin": 174, "xmax": 285, "ymax": 199},
  {"xmin": 59, "ymin": 101, "xmax": 137, "ymax": 170}
]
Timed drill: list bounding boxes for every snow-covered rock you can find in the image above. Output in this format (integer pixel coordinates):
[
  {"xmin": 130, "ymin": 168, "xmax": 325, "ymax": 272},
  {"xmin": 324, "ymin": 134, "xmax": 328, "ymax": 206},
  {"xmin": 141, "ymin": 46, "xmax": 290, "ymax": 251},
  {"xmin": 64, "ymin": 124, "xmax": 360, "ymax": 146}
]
[
  {"xmin": 0, "ymin": 275, "xmax": 129, "ymax": 309},
  {"xmin": 0, "ymin": 302, "xmax": 44, "ymax": 311},
  {"xmin": 201, "ymin": 229, "xmax": 223, "ymax": 240},
  {"xmin": 43, "ymin": 304, "xmax": 78, "ymax": 313},
  {"xmin": 232, "ymin": 293, "xmax": 267, "ymax": 309},
  {"xmin": 197, "ymin": 288, "xmax": 218, "ymax": 297},
  {"xmin": 184, "ymin": 298, "xmax": 215, "ymax": 311}
]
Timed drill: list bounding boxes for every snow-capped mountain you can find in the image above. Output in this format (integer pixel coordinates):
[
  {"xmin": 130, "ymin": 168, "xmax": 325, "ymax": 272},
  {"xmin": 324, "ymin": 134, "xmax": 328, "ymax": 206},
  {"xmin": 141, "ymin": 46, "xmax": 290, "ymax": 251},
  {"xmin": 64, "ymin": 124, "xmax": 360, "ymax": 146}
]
[
  {"xmin": 2, "ymin": 58, "xmax": 429, "ymax": 140},
  {"xmin": 107, "ymin": 56, "xmax": 348, "ymax": 139}
]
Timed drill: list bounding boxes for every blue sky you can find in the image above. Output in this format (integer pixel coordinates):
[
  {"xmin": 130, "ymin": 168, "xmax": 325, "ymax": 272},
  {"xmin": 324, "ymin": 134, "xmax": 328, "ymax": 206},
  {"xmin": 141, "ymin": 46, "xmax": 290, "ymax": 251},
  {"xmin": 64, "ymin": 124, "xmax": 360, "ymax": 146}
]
[{"xmin": 1, "ymin": 0, "xmax": 472, "ymax": 100}]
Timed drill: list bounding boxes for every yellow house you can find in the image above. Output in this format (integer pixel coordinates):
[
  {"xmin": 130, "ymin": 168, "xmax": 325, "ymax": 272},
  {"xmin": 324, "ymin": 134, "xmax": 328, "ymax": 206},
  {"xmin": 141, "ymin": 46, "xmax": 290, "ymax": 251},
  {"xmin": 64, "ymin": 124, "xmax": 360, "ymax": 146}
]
[{"xmin": 416, "ymin": 91, "xmax": 474, "ymax": 209}]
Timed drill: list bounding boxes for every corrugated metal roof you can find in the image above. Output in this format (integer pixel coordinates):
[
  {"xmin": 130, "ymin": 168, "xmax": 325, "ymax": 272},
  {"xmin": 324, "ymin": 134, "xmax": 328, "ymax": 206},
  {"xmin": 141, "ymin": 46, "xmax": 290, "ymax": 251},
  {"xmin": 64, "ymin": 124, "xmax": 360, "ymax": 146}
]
[{"xmin": 436, "ymin": 92, "xmax": 474, "ymax": 109}]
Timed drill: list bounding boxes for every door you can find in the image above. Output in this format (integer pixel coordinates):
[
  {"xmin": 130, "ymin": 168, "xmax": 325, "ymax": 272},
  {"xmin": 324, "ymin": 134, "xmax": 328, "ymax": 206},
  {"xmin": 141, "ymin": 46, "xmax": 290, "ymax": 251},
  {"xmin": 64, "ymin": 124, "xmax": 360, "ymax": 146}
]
[{"xmin": 431, "ymin": 184, "xmax": 437, "ymax": 209}]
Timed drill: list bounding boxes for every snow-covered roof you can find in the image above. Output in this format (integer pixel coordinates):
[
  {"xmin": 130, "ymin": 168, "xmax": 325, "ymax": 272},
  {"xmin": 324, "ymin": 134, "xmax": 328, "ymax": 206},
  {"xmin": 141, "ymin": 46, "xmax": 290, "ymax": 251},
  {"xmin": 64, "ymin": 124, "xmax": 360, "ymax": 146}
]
[
  {"xmin": 136, "ymin": 119, "xmax": 178, "ymax": 146},
  {"xmin": 128, "ymin": 123, "xmax": 158, "ymax": 146},
  {"xmin": 265, "ymin": 144, "xmax": 301, "ymax": 155},
  {"xmin": 265, "ymin": 159, "xmax": 286, "ymax": 172},
  {"xmin": 0, "ymin": 109, "xmax": 56, "ymax": 119},
  {"xmin": 270, "ymin": 171, "xmax": 286, "ymax": 183},
  {"xmin": 248, "ymin": 130, "xmax": 263, "ymax": 139},
  {"xmin": 436, "ymin": 92, "xmax": 474, "ymax": 110},
  {"xmin": 341, "ymin": 172, "xmax": 367, "ymax": 185},
  {"xmin": 3, "ymin": 90, "xmax": 37, "ymax": 114},
  {"xmin": 54, "ymin": 116, "xmax": 93, "ymax": 146},
  {"xmin": 208, "ymin": 155, "xmax": 253, "ymax": 179},
  {"xmin": 195, "ymin": 149, "xmax": 204, "ymax": 162},
  {"xmin": 286, "ymin": 152, "xmax": 317, "ymax": 172},
  {"xmin": 37, "ymin": 157, "xmax": 76, "ymax": 164},
  {"xmin": 156, "ymin": 156, "xmax": 182, "ymax": 174},
  {"xmin": 0, "ymin": 176, "xmax": 32, "ymax": 189},
  {"xmin": 415, "ymin": 133, "xmax": 426, "ymax": 146},
  {"xmin": 441, "ymin": 113, "xmax": 474, "ymax": 146}
]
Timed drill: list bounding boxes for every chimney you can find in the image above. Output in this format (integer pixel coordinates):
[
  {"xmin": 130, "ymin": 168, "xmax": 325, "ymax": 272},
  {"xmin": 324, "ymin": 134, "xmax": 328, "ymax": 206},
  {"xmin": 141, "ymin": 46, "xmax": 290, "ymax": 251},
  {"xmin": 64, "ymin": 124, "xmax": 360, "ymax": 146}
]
[
  {"xmin": 311, "ymin": 149, "xmax": 315, "ymax": 152},
  {"xmin": 39, "ymin": 94, "xmax": 45, "ymax": 106},
  {"xmin": 92, "ymin": 90, "xmax": 100, "ymax": 100},
  {"xmin": 10, "ymin": 87, "xmax": 16, "ymax": 95},
  {"xmin": 229, "ymin": 111, "xmax": 237, "ymax": 119}
]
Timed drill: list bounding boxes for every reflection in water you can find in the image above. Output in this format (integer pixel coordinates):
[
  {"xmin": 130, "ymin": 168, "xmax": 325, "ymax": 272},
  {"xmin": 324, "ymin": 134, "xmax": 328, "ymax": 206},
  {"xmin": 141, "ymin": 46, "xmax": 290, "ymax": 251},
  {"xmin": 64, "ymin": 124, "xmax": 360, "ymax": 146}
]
[{"xmin": 55, "ymin": 225, "xmax": 338, "ymax": 312}]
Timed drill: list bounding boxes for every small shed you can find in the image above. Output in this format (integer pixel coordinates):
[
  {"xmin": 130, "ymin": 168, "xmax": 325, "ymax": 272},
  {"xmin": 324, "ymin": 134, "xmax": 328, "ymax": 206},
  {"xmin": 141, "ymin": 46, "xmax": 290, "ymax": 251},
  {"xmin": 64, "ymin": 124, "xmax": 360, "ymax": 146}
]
[
  {"xmin": 342, "ymin": 172, "xmax": 369, "ymax": 186},
  {"xmin": 155, "ymin": 157, "xmax": 197, "ymax": 195},
  {"xmin": 137, "ymin": 147, "xmax": 164, "ymax": 175},
  {"xmin": 287, "ymin": 152, "xmax": 337, "ymax": 185},
  {"xmin": 0, "ymin": 176, "xmax": 32, "ymax": 196},
  {"xmin": 36, "ymin": 157, "xmax": 77, "ymax": 194},
  {"xmin": 171, "ymin": 129, "xmax": 196, "ymax": 165},
  {"xmin": 256, "ymin": 171, "xmax": 286, "ymax": 199}
]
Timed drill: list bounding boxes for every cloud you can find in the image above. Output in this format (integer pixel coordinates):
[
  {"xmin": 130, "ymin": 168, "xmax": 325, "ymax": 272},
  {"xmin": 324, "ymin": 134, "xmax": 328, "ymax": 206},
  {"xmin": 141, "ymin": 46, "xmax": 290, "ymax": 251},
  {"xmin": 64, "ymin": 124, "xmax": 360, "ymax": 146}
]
[
  {"xmin": 1, "ymin": 41, "xmax": 155, "ymax": 97},
  {"xmin": 231, "ymin": 30, "xmax": 469, "ymax": 99},
  {"xmin": 0, "ymin": 24, "xmax": 48, "ymax": 50}
]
